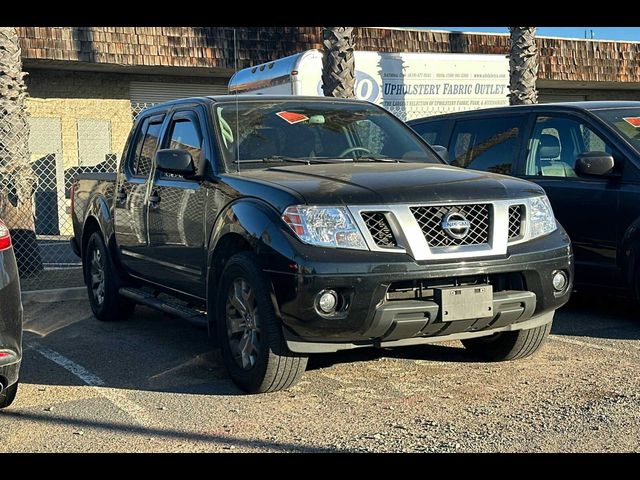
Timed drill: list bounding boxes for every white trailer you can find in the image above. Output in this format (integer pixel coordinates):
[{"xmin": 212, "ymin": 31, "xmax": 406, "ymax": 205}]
[{"xmin": 228, "ymin": 49, "xmax": 510, "ymax": 121}]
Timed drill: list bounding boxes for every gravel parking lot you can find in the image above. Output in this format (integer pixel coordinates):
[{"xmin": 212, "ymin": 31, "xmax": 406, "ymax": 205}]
[{"xmin": 1, "ymin": 292, "xmax": 638, "ymax": 452}]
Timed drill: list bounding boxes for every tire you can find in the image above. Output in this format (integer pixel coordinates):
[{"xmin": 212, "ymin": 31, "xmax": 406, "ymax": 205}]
[
  {"xmin": 0, "ymin": 381, "xmax": 18, "ymax": 409},
  {"xmin": 462, "ymin": 321, "xmax": 552, "ymax": 361},
  {"xmin": 216, "ymin": 252, "xmax": 308, "ymax": 393},
  {"xmin": 84, "ymin": 231, "xmax": 135, "ymax": 322}
]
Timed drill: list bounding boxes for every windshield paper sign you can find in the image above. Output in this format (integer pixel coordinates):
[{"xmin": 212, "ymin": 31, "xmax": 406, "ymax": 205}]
[
  {"xmin": 276, "ymin": 111, "xmax": 309, "ymax": 124},
  {"xmin": 623, "ymin": 117, "xmax": 640, "ymax": 128}
]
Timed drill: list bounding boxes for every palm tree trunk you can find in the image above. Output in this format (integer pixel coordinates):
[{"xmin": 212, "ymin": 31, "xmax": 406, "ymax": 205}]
[
  {"xmin": 321, "ymin": 27, "xmax": 356, "ymax": 98},
  {"xmin": 508, "ymin": 27, "xmax": 539, "ymax": 105},
  {"xmin": 0, "ymin": 27, "xmax": 35, "ymax": 229},
  {"xmin": 0, "ymin": 27, "xmax": 42, "ymax": 276}
]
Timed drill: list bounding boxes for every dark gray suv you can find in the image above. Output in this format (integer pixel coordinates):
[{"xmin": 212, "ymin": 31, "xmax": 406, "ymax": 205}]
[
  {"xmin": 0, "ymin": 217, "xmax": 22, "ymax": 408},
  {"xmin": 409, "ymin": 101, "xmax": 640, "ymax": 299}
]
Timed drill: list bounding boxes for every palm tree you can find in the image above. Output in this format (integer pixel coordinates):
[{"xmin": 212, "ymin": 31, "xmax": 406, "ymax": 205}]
[
  {"xmin": 321, "ymin": 27, "xmax": 356, "ymax": 98},
  {"xmin": 0, "ymin": 27, "xmax": 40, "ymax": 273},
  {"xmin": 508, "ymin": 27, "xmax": 539, "ymax": 105}
]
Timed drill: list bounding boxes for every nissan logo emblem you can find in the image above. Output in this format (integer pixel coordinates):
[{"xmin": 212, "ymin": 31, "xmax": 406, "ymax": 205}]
[{"xmin": 441, "ymin": 212, "xmax": 471, "ymax": 239}]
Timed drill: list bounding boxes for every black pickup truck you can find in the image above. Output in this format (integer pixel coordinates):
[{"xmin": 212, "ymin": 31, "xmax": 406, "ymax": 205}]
[{"xmin": 71, "ymin": 95, "xmax": 573, "ymax": 393}]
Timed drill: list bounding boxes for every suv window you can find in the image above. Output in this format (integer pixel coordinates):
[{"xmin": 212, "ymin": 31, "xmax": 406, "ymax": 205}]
[
  {"xmin": 132, "ymin": 120, "xmax": 163, "ymax": 177},
  {"xmin": 163, "ymin": 116, "xmax": 203, "ymax": 177},
  {"xmin": 411, "ymin": 120, "xmax": 448, "ymax": 146},
  {"xmin": 525, "ymin": 115, "xmax": 614, "ymax": 177},
  {"xmin": 449, "ymin": 116, "xmax": 525, "ymax": 175}
]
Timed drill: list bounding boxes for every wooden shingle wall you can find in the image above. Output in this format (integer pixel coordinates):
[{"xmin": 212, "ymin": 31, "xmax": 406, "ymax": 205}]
[{"xmin": 15, "ymin": 27, "xmax": 640, "ymax": 83}]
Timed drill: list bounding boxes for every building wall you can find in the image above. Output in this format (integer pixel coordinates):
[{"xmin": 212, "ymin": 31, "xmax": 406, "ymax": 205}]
[
  {"xmin": 25, "ymin": 68, "xmax": 229, "ymax": 170},
  {"xmin": 539, "ymin": 87, "xmax": 640, "ymax": 102},
  {"xmin": 26, "ymin": 70, "xmax": 132, "ymax": 170},
  {"xmin": 16, "ymin": 27, "xmax": 640, "ymax": 84}
]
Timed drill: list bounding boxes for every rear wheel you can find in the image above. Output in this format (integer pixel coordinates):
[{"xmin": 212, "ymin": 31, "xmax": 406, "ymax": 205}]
[
  {"xmin": 217, "ymin": 252, "xmax": 308, "ymax": 393},
  {"xmin": 0, "ymin": 381, "xmax": 18, "ymax": 409},
  {"xmin": 462, "ymin": 322, "xmax": 552, "ymax": 361},
  {"xmin": 84, "ymin": 231, "xmax": 135, "ymax": 322}
]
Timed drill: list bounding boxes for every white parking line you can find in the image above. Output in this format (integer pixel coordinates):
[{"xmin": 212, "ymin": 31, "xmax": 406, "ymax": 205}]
[
  {"xmin": 29, "ymin": 342, "xmax": 105, "ymax": 386},
  {"xmin": 550, "ymin": 335, "xmax": 640, "ymax": 359},
  {"xmin": 28, "ymin": 342, "xmax": 159, "ymax": 428}
]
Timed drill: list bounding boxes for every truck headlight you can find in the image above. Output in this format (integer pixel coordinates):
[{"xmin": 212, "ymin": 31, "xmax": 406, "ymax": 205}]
[
  {"xmin": 528, "ymin": 195, "xmax": 557, "ymax": 239},
  {"xmin": 282, "ymin": 206, "xmax": 368, "ymax": 250}
]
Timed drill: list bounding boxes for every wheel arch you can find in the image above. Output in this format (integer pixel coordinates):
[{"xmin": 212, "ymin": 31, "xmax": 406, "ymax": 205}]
[{"xmin": 205, "ymin": 198, "xmax": 297, "ymax": 334}]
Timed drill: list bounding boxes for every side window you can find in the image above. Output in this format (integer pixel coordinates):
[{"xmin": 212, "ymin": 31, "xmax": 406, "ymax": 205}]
[
  {"xmin": 449, "ymin": 117, "xmax": 525, "ymax": 175},
  {"xmin": 580, "ymin": 123, "xmax": 612, "ymax": 154},
  {"xmin": 160, "ymin": 115, "xmax": 203, "ymax": 179},
  {"xmin": 526, "ymin": 116, "xmax": 614, "ymax": 177},
  {"xmin": 127, "ymin": 118, "xmax": 148, "ymax": 175},
  {"xmin": 167, "ymin": 118, "xmax": 203, "ymax": 167},
  {"xmin": 411, "ymin": 120, "xmax": 447, "ymax": 146},
  {"xmin": 133, "ymin": 121, "xmax": 162, "ymax": 177}
]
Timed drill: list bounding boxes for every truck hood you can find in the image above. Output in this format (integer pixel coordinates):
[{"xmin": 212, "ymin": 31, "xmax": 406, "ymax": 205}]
[{"xmin": 231, "ymin": 162, "xmax": 545, "ymax": 206}]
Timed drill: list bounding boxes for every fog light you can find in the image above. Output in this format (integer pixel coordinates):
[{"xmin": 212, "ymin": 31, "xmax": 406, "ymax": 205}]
[
  {"xmin": 317, "ymin": 290, "xmax": 338, "ymax": 314},
  {"xmin": 552, "ymin": 270, "xmax": 568, "ymax": 292}
]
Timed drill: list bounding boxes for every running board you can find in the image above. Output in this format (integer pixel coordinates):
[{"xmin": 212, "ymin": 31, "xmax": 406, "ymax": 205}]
[{"xmin": 119, "ymin": 287, "xmax": 207, "ymax": 327}]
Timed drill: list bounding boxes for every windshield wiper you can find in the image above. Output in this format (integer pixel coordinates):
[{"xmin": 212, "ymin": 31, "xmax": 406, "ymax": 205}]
[
  {"xmin": 235, "ymin": 156, "xmax": 327, "ymax": 165},
  {"xmin": 349, "ymin": 155, "xmax": 404, "ymax": 163}
]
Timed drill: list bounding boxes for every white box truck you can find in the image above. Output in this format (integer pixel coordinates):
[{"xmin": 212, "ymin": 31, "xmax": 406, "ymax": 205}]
[{"xmin": 228, "ymin": 49, "xmax": 510, "ymax": 120}]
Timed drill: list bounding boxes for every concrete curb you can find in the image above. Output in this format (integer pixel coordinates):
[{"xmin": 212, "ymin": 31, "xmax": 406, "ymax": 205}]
[{"xmin": 21, "ymin": 287, "xmax": 87, "ymax": 305}]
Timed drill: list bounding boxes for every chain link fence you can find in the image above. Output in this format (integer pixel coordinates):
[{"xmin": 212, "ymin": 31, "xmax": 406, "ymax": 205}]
[{"xmin": 0, "ymin": 103, "xmax": 156, "ymax": 291}]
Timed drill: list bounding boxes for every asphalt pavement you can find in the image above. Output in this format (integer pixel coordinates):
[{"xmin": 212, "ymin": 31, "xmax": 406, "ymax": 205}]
[{"xmin": 1, "ymin": 291, "xmax": 639, "ymax": 452}]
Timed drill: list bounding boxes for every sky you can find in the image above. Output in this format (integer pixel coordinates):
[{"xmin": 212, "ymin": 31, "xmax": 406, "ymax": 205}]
[{"xmin": 422, "ymin": 27, "xmax": 640, "ymax": 42}]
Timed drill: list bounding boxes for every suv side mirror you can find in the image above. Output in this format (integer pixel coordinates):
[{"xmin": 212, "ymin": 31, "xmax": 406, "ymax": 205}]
[
  {"xmin": 155, "ymin": 149, "xmax": 195, "ymax": 176},
  {"xmin": 431, "ymin": 145, "xmax": 449, "ymax": 163},
  {"xmin": 575, "ymin": 151, "xmax": 615, "ymax": 177}
]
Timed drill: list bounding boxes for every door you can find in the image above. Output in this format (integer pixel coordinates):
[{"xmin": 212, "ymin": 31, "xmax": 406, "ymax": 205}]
[
  {"xmin": 144, "ymin": 108, "xmax": 209, "ymax": 298},
  {"xmin": 114, "ymin": 114, "xmax": 164, "ymax": 276},
  {"xmin": 522, "ymin": 114, "xmax": 621, "ymax": 286}
]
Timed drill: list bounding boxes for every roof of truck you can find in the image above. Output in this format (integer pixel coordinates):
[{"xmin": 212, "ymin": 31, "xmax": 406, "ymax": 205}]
[{"xmin": 134, "ymin": 95, "xmax": 374, "ymax": 118}]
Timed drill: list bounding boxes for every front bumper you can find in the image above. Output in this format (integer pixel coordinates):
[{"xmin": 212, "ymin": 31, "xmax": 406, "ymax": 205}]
[{"xmin": 266, "ymin": 228, "xmax": 572, "ymax": 353}]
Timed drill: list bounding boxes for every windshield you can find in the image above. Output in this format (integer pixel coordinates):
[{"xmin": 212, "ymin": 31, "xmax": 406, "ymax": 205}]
[
  {"xmin": 214, "ymin": 100, "xmax": 441, "ymax": 170},
  {"xmin": 592, "ymin": 108, "xmax": 640, "ymax": 154}
]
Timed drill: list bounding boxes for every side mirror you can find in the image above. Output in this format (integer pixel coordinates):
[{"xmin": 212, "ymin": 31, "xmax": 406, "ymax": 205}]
[
  {"xmin": 575, "ymin": 151, "xmax": 615, "ymax": 177},
  {"xmin": 155, "ymin": 149, "xmax": 195, "ymax": 176},
  {"xmin": 431, "ymin": 145, "xmax": 449, "ymax": 163}
]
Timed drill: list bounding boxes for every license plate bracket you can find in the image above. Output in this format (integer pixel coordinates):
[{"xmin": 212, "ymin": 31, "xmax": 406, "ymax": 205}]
[{"xmin": 435, "ymin": 284, "xmax": 494, "ymax": 321}]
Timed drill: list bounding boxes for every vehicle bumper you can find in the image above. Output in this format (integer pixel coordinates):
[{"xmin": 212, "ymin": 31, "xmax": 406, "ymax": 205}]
[{"xmin": 266, "ymin": 228, "xmax": 572, "ymax": 353}]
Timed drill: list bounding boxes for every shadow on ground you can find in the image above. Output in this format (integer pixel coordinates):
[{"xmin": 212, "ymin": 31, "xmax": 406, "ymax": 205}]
[
  {"xmin": 19, "ymin": 290, "xmax": 639, "ymax": 396},
  {"xmin": 551, "ymin": 291, "xmax": 640, "ymax": 340}
]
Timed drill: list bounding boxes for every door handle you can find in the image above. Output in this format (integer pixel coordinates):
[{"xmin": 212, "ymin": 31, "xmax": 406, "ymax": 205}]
[
  {"xmin": 116, "ymin": 187, "xmax": 127, "ymax": 203},
  {"xmin": 149, "ymin": 190, "xmax": 161, "ymax": 208}
]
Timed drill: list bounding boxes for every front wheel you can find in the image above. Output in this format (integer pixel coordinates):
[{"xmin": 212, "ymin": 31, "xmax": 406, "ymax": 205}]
[
  {"xmin": 216, "ymin": 252, "xmax": 308, "ymax": 393},
  {"xmin": 84, "ymin": 232, "xmax": 135, "ymax": 322},
  {"xmin": 462, "ymin": 322, "xmax": 552, "ymax": 361}
]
